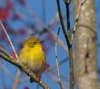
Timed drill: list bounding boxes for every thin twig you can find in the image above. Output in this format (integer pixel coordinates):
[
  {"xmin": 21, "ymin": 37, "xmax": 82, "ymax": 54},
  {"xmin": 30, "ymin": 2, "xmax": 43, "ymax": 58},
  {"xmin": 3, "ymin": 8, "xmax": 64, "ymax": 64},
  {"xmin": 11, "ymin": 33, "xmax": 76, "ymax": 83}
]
[
  {"xmin": 0, "ymin": 61, "xmax": 15, "ymax": 81},
  {"xmin": 45, "ymin": 72, "xmax": 68, "ymax": 89},
  {"xmin": 25, "ymin": 3, "xmax": 68, "ymax": 53},
  {"xmin": 55, "ymin": 28, "xmax": 63, "ymax": 89},
  {"xmin": 19, "ymin": 57, "xmax": 69, "ymax": 83},
  {"xmin": 55, "ymin": 28, "xmax": 61, "ymax": 81},
  {"xmin": 0, "ymin": 20, "xmax": 19, "ymax": 60},
  {"xmin": 65, "ymin": 2, "xmax": 74, "ymax": 89},
  {"xmin": 13, "ymin": 70, "xmax": 21, "ymax": 89},
  {"xmin": 56, "ymin": 0, "xmax": 70, "ymax": 46},
  {"xmin": 12, "ymin": 5, "xmax": 68, "ymax": 53},
  {"xmin": 0, "ymin": 48, "xmax": 12, "ymax": 58},
  {"xmin": 46, "ymin": 57, "xmax": 68, "ymax": 72},
  {"xmin": 19, "ymin": 77, "xmax": 30, "ymax": 83},
  {"xmin": 0, "ymin": 20, "xmax": 22, "ymax": 89},
  {"xmin": 0, "ymin": 48, "xmax": 24, "ymax": 83},
  {"xmin": 15, "ymin": 0, "xmax": 68, "ymax": 54},
  {"xmin": 73, "ymin": 0, "xmax": 87, "ymax": 33},
  {"xmin": 0, "ymin": 52, "xmax": 50, "ymax": 89},
  {"xmin": 48, "ymin": 12, "xmax": 59, "ymax": 28},
  {"xmin": 56, "ymin": 0, "xmax": 74, "ymax": 89},
  {"xmin": 0, "ymin": 48, "xmax": 20, "ymax": 83}
]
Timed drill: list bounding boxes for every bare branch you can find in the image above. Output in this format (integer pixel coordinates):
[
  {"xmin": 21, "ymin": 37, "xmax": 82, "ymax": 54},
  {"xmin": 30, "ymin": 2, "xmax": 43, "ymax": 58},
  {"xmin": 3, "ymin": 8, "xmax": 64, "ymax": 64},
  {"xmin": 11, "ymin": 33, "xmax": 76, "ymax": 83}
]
[
  {"xmin": 0, "ymin": 51, "xmax": 50, "ymax": 89},
  {"xmin": 55, "ymin": 28, "xmax": 63, "ymax": 89}
]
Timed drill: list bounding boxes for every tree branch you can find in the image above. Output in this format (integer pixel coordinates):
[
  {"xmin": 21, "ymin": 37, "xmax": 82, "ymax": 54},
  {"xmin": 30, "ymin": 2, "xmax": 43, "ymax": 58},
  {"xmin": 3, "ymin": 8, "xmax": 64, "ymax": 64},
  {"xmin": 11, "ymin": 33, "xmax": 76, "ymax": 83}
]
[
  {"xmin": 56, "ymin": 0, "xmax": 70, "ymax": 46},
  {"xmin": 0, "ymin": 50, "xmax": 50, "ymax": 89},
  {"xmin": 65, "ymin": 2, "xmax": 74, "ymax": 89}
]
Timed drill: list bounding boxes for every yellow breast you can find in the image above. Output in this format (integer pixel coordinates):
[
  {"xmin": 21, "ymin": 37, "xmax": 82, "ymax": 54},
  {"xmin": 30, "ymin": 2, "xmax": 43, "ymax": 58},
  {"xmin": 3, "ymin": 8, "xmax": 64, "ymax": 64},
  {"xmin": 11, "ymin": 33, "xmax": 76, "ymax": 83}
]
[{"xmin": 19, "ymin": 44, "xmax": 46, "ymax": 73}]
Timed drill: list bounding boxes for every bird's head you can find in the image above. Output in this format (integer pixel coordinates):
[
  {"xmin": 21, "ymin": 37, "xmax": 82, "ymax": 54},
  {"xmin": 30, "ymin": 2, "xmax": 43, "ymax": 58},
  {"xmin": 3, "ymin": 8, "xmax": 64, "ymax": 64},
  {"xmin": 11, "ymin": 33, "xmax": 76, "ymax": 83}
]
[{"xmin": 23, "ymin": 37, "xmax": 42, "ymax": 48}]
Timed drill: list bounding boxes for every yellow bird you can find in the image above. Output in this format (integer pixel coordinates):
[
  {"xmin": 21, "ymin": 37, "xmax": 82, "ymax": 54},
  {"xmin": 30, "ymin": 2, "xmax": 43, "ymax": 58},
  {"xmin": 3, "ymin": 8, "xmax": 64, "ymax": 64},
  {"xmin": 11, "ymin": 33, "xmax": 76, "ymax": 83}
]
[{"xmin": 19, "ymin": 37, "xmax": 47, "ymax": 76}]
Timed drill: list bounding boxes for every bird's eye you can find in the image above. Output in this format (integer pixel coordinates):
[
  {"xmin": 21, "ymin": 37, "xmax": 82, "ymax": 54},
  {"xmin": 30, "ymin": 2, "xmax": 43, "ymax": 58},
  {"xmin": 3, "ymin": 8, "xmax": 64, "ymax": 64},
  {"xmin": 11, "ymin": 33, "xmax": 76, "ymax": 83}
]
[
  {"xmin": 32, "ymin": 42, "xmax": 40, "ymax": 44},
  {"xmin": 32, "ymin": 42, "xmax": 37, "ymax": 44}
]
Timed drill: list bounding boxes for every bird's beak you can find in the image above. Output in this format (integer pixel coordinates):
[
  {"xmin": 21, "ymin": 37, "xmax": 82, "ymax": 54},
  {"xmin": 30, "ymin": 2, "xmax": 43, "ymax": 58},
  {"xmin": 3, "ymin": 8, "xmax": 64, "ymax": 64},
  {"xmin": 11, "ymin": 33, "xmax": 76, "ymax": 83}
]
[{"xmin": 40, "ymin": 40, "xmax": 44, "ymax": 43}]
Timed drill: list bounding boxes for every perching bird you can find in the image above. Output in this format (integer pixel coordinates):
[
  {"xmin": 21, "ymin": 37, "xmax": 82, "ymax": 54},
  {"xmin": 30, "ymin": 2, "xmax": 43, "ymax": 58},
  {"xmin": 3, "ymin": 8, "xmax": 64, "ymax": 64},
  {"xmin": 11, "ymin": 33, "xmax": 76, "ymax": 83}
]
[{"xmin": 19, "ymin": 37, "xmax": 48, "ymax": 81}]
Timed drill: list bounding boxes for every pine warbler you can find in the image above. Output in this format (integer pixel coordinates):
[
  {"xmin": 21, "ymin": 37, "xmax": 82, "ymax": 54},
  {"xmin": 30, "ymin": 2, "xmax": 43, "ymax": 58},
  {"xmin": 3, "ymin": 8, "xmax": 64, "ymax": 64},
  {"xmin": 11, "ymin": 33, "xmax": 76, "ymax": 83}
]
[{"xmin": 19, "ymin": 37, "xmax": 47, "ymax": 76}]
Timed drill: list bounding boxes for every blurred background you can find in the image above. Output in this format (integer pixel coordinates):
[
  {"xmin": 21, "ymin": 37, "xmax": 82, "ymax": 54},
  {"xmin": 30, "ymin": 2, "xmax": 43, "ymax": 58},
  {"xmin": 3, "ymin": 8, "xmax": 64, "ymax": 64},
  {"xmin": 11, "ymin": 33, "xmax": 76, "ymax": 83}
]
[{"xmin": 0, "ymin": 0, "xmax": 100, "ymax": 89}]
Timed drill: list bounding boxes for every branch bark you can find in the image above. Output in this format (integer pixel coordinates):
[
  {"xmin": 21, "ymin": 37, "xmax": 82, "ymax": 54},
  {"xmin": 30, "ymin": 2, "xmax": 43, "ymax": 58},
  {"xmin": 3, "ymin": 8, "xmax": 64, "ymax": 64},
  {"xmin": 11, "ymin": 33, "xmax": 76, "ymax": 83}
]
[
  {"xmin": 0, "ymin": 49, "xmax": 50, "ymax": 89},
  {"xmin": 73, "ymin": 0, "xmax": 99, "ymax": 89}
]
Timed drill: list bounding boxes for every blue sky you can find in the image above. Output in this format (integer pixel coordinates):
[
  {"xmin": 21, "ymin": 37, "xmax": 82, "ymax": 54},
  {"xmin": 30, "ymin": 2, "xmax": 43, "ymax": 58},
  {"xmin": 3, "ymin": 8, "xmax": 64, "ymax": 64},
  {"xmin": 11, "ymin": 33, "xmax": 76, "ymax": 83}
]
[{"xmin": 0, "ymin": 0, "xmax": 100, "ymax": 89}]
